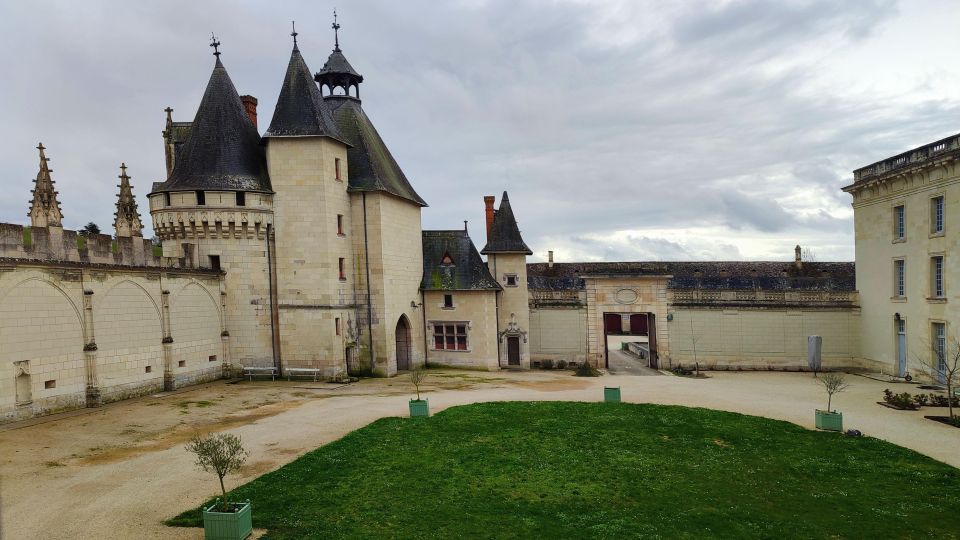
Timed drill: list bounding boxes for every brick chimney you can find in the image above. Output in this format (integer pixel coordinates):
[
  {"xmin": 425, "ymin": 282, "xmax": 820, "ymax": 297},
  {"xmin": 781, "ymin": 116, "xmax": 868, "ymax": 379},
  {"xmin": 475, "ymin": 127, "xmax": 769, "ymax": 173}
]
[
  {"xmin": 240, "ymin": 95, "xmax": 258, "ymax": 128},
  {"xmin": 484, "ymin": 195, "xmax": 496, "ymax": 238},
  {"xmin": 794, "ymin": 244, "xmax": 802, "ymax": 270}
]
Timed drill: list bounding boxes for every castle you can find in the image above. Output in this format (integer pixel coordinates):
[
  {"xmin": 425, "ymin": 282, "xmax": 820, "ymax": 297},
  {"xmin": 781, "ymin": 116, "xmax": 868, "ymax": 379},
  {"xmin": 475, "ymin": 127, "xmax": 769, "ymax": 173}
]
[{"xmin": 2, "ymin": 24, "xmax": 956, "ymax": 423}]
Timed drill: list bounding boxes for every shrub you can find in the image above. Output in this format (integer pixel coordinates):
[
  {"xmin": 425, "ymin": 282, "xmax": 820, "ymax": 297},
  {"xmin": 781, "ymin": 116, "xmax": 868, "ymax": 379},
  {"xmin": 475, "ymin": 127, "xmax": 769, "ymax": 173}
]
[
  {"xmin": 929, "ymin": 393, "xmax": 960, "ymax": 408},
  {"xmin": 913, "ymin": 393, "xmax": 930, "ymax": 407},
  {"xmin": 882, "ymin": 389, "xmax": 919, "ymax": 410},
  {"xmin": 557, "ymin": 360, "xmax": 568, "ymax": 370},
  {"xmin": 185, "ymin": 433, "xmax": 249, "ymax": 511},
  {"xmin": 575, "ymin": 363, "xmax": 600, "ymax": 377},
  {"xmin": 541, "ymin": 359, "xmax": 554, "ymax": 370}
]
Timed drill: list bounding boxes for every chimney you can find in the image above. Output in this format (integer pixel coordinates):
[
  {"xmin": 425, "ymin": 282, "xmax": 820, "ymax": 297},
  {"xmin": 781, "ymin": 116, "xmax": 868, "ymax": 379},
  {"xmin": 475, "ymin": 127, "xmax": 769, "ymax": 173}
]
[
  {"xmin": 240, "ymin": 95, "xmax": 258, "ymax": 128},
  {"xmin": 484, "ymin": 195, "xmax": 496, "ymax": 239},
  {"xmin": 548, "ymin": 250, "xmax": 554, "ymax": 268},
  {"xmin": 794, "ymin": 245, "xmax": 802, "ymax": 270}
]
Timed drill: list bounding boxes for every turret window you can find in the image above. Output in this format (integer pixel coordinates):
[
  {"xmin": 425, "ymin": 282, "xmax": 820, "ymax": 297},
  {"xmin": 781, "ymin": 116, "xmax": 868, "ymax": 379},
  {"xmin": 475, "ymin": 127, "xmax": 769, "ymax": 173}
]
[
  {"xmin": 335, "ymin": 158, "xmax": 342, "ymax": 182},
  {"xmin": 196, "ymin": 191, "xmax": 206, "ymax": 206},
  {"xmin": 236, "ymin": 191, "xmax": 246, "ymax": 207},
  {"xmin": 339, "ymin": 258, "xmax": 346, "ymax": 281},
  {"xmin": 505, "ymin": 274, "xmax": 518, "ymax": 287},
  {"xmin": 337, "ymin": 214, "xmax": 345, "ymax": 236},
  {"xmin": 164, "ymin": 192, "xmax": 171, "ymax": 207}
]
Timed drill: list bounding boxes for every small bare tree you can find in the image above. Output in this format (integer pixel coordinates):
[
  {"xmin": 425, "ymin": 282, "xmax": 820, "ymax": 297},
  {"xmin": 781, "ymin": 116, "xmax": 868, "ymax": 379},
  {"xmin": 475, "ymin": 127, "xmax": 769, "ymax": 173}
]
[
  {"xmin": 914, "ymin": 337, "xmax": 960, "ymax": 422},
  {"xmin": 186, "ymin": 433, "xmax": 249, "ymax": 511},
  {"xmin": 818, "ymin": 372, "xmax": 849, "ymax": 412},
  {"xmin": 409, "ymin": 364, "xmax": 427, "ymax": 401}
]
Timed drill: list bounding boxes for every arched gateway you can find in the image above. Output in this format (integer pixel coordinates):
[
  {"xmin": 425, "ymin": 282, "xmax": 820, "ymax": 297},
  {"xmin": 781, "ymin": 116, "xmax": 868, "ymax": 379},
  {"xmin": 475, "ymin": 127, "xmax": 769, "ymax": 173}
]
[{"xmin": 395, "ymin": 315, "xmax": 411, "ymax": 371}]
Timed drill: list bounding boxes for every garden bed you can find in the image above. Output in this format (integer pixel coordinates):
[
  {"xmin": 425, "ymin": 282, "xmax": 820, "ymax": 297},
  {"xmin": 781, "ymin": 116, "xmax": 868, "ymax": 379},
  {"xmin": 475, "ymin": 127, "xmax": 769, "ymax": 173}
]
[{"xmin": 924, "ymin": 415, "xmax": 960, "ymax": 429}]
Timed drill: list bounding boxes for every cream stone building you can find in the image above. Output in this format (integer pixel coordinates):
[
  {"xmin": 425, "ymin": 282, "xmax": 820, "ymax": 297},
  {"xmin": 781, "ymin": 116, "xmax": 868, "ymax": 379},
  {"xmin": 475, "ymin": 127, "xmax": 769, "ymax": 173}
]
[
  {"xmin": 3, "ymin": 23, "xmax": 953, "ymax": 424},
  {"xmin": 843, "ymin": 133, "xmax": 960, "ymax": 382}
]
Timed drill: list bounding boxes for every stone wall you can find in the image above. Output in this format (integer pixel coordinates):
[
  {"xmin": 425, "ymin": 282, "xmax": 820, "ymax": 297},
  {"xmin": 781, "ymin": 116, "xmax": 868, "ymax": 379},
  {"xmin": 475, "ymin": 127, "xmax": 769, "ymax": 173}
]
[
  {"xmin": 529, "ymin": 306, "xmax": 587, "ymax": 365},
  {"xmin": 487, "ymin": 253, "xmax": 530, "ymax": 368},
  {"xmin": 424, "ymin": 290, "xmax": 499, "ymax": 370},
  {"xmin": 0, "ymin": 261, "xmax": 224, "ymax": 423}
]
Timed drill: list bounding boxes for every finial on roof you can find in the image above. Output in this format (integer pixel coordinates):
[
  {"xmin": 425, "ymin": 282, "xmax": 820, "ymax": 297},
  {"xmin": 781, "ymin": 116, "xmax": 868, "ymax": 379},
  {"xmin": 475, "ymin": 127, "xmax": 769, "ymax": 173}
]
[
  {"xmin": 114, "ymin": 162, "xmax": 143, "ymax": 237},
  {"xmin": 332, "ymin": 9, "xmax": 341, "ymax": 51},
  {"xmin": 291, "ymin": 20, "xmax": 298, "ymax": 46},
  {"xmin": 37, "ymin": 142, "xmax": 47, "ymax": 161},
  {"xmin": 29, "ymin": 142, "xmax": 63, "ymax": 228},
  {"xmin": 164, "ymin": 107, "xmax": 173, "ymax": 123},
  {"xmin": 120, "ymin": 162, "xmax": 128, "ymax": 177},
  {"xmin": 464, "ymin": 220, "xmax": 469, "ymax": 233},
  {"xmin": 210, "ymin": 33, "xmax": 221, "ymax": 57}
]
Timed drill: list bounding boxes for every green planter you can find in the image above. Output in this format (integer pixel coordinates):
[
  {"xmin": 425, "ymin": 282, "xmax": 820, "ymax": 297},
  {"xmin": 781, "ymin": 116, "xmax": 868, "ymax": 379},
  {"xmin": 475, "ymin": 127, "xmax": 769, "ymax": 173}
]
[
  {"xmin": 604, "ymin": 387, "xmax": 621, "ymax": 403},
  {"xmin": 409, "ymin": 398, "xmax": 429, "ymax": 417},
  {"xmin": 815, "ymin": 409, "xmax": 843, "ymax": 432},
  {"xmin": 203, "ymin": 501, "xmax": 252, "ymax": 540}
]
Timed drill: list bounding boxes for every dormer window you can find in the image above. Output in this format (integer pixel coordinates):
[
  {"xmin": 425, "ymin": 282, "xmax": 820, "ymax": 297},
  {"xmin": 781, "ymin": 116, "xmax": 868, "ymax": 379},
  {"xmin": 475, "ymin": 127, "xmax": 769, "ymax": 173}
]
[{"xmin": 440, "ymin": 252, "xmax": 455, "ymax": 266}]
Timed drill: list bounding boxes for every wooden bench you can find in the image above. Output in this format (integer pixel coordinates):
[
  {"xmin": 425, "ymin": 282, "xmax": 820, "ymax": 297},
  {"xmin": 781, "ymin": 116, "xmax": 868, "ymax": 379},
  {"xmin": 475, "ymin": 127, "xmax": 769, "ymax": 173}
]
[
  {"xmin": 286, "ymin": 367, "xmax": 321, "ymax": 382},
  {"xmin": 242, "ymin": 366, "xmax": 277, "ymax": 381}
]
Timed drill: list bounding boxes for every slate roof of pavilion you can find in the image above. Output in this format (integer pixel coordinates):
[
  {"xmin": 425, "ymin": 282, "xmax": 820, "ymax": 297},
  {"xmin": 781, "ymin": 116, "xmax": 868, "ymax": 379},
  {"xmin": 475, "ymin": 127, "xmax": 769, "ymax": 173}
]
[
  {"xmin": 481, "ymin": 192, "xmax": 532, "ymax": 254},
  {"xmin": 422, "ymin": 230, "xmax": 501, "ymax": 291},
  {"xmin": 263, "ymin": 44, "xmax": 348, "ymax": 143}
]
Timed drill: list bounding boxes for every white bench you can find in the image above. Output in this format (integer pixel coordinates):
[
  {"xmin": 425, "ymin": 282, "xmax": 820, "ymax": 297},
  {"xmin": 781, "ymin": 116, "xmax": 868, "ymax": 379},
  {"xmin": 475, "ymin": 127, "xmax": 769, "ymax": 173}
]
[
  {"xmin": 243, "ymin": 366, "xmax": 277, "ymax": 381},
  {"xmin": 286, "ymin": 367, "xmax": 321, "ymax": 382}
]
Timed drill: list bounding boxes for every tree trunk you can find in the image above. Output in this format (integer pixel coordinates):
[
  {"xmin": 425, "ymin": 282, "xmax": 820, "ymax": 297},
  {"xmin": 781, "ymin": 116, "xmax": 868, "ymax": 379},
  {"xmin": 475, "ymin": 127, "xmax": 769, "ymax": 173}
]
[{"xmin": 827, "ymin": 393, "xmax": 832, "ymax": 412}]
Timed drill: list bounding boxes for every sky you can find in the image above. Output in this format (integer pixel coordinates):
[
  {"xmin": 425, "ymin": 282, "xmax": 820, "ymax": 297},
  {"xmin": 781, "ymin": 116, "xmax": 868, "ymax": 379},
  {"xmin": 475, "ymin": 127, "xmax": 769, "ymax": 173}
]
[{"xmin": 1, "ymin": 0, "xmax": 958, "ymax": 263}]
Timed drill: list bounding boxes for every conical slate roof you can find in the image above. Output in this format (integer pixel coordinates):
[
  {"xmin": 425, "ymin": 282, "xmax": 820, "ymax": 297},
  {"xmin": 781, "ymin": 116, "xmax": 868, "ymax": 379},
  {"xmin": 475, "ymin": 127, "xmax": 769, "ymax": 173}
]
[
  {"xmin": 482, "ymin": 192, "xmax": 532, "ymax": 254},
  {"xmin": 152, "ymin": 58, "xmax": 271, "ymax": 193},
  {"xmin": 316, "ymin": 49, "xmax": 362, "ymax": 80},
  {"xmin": 265, "ymin": 44, "xmax": 347, "ymax": 142},
  {"xmin": 329, "ymin": 98, "xmax": 427, "ymax": 206}
]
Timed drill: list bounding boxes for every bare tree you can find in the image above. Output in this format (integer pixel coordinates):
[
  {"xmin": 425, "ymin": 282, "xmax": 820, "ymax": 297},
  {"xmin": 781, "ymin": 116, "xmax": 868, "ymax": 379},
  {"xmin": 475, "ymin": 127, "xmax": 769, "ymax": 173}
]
[
  {"xmin": 818, "ymin": 372, "xmax": 850, "ymax": 412},
  {"xmin": 409, "ymin": 364, "xmax": 427, "ymax": 401},
  {"xmin": 186, "ymin": 433, "xmax": 249, "ymax": 511},
  {"xmin": 914, "ymin": 337, "xmax": 960, "ymax": 422}
]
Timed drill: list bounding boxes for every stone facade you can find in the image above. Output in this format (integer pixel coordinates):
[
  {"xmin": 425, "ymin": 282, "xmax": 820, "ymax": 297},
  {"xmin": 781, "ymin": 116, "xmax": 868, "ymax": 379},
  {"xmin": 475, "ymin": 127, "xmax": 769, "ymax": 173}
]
[{"xmin": 423, "ymin": 290, "xmax": 499, "ymax": 370}]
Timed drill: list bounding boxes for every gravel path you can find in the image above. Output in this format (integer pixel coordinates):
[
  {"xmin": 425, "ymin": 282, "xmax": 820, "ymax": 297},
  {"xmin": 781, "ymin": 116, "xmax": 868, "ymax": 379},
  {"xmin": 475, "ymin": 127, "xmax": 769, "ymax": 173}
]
[{"xmin": 1, "ymin": 369, "xmax": 956, "ymax": 539}]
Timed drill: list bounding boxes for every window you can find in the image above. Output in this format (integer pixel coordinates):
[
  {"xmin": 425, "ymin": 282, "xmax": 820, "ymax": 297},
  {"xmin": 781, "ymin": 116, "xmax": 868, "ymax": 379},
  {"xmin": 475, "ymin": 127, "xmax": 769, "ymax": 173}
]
[
  {"xmin": 505, "ymin": 274, "xmax": 518, "ymax": 287},
  {"xmin": 932, "ymin": 256, "xmax": 944, "ymax": 298},
  {"xmin": 443, "ymin": 294, "xmax": 454, "ymax": 308},
  {"xmin": 145, "ymin": 365, "xmax": 152, "ymax": 373},
  {"xmin": 894, "ymin": 259, "xmax": 905, "ymax": 297},
  {"xmin": 337, "ymin": 214, "xmax": 344, "ymax": 236},
  {"xmin": 164, "ymin": 192, "xmax": 171, "ymax": 207},
  {"xmin": 208, "ymin": 255, "xmax": 221, "ymax": 271},
  {"xmin": 339, "ymin": 258, "xmax": 346, "ymax": 281},
  {"xmin": 178, "ymin": 360, "xmax": 186, "ymax": 367},
  {"xmin": 236, "ymin": 191, "xmax": 246, "ymax": 207},
  {"xmin": 932, "ymin": 196, "xmax": 944, "ymax": 234},
  {"xmin": 433, "ymin": 323, "xmax": 468, "ymax": 350},
  {"xmin": 44, "ymin": 379, "xmax": 56, "ymax": 389},
  {"xmin": 335, "ymin": 158, "xmax": 342, "ymax": 181},
  {"xmin": 933, "ymin": 322, "xmax": 947, "ymax": 376},
  {"xmin": 335, "ymin": 317, "xmax": 341, "ymax": 336},
  {"xmin": 196, "ymin": 190, "xmax": 206, "ymax": 206},
  {"xmin": 894, "ymin": 205, "xmax": 905, "ymax": 240},
  {"xmin": 208, "ymin": 355, "xmax": 217, "ymax": 362}
]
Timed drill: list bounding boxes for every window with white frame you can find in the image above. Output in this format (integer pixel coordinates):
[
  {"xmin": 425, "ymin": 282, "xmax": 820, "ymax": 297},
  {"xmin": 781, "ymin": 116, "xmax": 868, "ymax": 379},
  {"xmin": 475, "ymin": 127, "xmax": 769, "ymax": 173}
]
[
  {"xmin": 932, "ymin": 256, "xmax": 944, "ymax": 298},
  {"xmin": 933, "ymin": 322, "xmax": 947, "ymax": 375},
  {"xmin": 932, "ymin": 196, "xmax": 944, "ymax": 234},
  {"xmin": 894, "ymin": 259, "xmax": 905, "ymax": 297},
  {"xmin": 894, "ymin": 205, "xmax": 905, "ymax": 240},
  {"xmin": 432, "ymin": 322, "xmax": 468, "ymax": 351}
]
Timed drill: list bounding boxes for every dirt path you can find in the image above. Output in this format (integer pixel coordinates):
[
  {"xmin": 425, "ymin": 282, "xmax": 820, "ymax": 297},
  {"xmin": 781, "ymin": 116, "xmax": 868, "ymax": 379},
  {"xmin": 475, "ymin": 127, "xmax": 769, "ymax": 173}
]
[{"xmin": 1, "ymin": 370, "xmax": 957, "ymax": 539}]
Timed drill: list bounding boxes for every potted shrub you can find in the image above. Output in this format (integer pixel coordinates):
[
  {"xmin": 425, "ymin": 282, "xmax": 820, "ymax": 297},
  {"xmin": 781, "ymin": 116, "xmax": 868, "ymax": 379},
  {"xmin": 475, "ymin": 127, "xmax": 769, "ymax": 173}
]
[
  {"xmin": 186, "ymin": 433, "xmax": 252, "ymax": 540},
  {"xmin": 815, "ymin": 372, "xmax": 849, "ymax": 432},
  {"xmin": 409, "ymin": 364, "xmax": 429, "ymax": 417}
]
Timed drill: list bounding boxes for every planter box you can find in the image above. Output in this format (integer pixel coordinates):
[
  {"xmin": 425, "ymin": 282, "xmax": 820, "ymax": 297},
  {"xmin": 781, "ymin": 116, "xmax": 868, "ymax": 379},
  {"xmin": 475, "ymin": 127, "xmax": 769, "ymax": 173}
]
[
  {"xmin": 203, "ymin": 501, "xmax": 252, "ymax": 540},
  {"xmin": 409, "ymin": 398, "xmax": 429, "ymax": 418},
  {"xmin": 604, "ymin": 387, "xmax": 621, "ymax": 403},
  {"xmin": 815, "ymin": 409, "xmax": 843, "ymax": 432}
]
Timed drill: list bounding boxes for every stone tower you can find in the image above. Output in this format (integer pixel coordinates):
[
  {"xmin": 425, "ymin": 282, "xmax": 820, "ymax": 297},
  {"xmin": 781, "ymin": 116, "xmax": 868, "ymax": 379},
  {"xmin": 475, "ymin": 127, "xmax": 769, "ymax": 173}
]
[
  {"xmin": 482, "ymin": 192, "xmax": 533, "ymax": 368},
  {"xmin": 148, "ymin": 46, "xmax": 275, "ymax": 372},
  {"xmin": 262, "ymin": 31, "xmax": 355, "ymax": 377},
  {"xmin": 316, "ymin": 19, "xmax": 428, "ymax": 376}
]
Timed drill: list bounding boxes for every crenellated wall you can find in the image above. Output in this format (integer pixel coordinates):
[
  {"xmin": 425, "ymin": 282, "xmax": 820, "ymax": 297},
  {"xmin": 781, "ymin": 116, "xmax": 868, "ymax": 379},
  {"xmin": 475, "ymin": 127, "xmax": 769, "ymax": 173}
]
[{"xmin": 0, "ymin": 223, "xmax": 156, "ymax": 266}]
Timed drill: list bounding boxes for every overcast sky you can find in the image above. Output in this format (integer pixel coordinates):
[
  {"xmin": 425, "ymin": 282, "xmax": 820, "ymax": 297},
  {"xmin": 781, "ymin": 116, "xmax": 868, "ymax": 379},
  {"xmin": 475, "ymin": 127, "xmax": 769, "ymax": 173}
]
[{"xmin": 2, "ymin": 0, "xmax": 958, "ymax": 262}]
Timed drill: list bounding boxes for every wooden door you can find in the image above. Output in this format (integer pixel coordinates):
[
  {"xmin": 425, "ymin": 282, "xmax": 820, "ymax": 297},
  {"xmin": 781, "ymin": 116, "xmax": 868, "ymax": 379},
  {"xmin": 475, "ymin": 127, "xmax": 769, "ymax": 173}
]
[
  {"xmin": 507, "ymin": 336, "xmax": 521, "ymax": 365},
  {"xmin": 395, "ymin": 317, "xmax": 411, "ymax": 371}
]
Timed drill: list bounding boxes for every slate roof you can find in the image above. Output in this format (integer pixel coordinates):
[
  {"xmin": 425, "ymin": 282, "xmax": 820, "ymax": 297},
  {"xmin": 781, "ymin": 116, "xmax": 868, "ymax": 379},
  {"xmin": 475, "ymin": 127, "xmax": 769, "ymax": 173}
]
[
  {"xmin": 527, "ymin": 261, "xmax": 856, "ymax": 291},
  {"xmin": 316, "ymin": 49, "xmax": 363, "ymax": 80},
  {"xmin": 329, "ymin": 97, "xmax": 428, "ymax": 206},
  {"xmin": 264, "ymin": 45, "xmax": 348, "ymax": 143},
  {"xmin": 422, "ymin": 230, "xmax": 501, "ymax": 291},
  {"xmin": 151, "ymin": 58, "xmax": 271, "ymax": 194},
  {"xmin": 481, "ymin": 192, "xmax": 532, "ymax": 254}
]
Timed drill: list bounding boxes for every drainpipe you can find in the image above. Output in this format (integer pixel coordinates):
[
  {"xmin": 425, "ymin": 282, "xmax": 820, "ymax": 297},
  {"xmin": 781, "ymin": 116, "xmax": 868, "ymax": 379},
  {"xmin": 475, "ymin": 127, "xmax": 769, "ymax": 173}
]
[
  {"xmin": 492, "ymin": 254, "xmax": 502, "ymax": 367},
  {"xmin": 362, "ymin": 193, "xmax": 375, "ymax": 372},
  {"xmin": 266, "ymin": 223, "xmax": 281, "ymax": 376},
  {"xmin": 421, "ymin": 289, "xmax": 429, "ymax": 367}
]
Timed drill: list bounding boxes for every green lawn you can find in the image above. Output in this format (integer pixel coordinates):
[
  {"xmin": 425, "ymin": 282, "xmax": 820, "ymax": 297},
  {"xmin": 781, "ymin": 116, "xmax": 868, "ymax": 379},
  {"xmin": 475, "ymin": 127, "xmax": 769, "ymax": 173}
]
[{"xmin": 169, "ymin": 402, "xmax": 960, "ymax": 539}]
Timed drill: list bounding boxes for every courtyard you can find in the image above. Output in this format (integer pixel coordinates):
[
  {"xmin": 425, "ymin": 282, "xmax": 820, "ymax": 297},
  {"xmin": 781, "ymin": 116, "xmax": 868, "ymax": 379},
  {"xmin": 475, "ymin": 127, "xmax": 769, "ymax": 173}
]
[{"xmin": 1, "ymin": 369, "xmax": 959, "ymax": 539}]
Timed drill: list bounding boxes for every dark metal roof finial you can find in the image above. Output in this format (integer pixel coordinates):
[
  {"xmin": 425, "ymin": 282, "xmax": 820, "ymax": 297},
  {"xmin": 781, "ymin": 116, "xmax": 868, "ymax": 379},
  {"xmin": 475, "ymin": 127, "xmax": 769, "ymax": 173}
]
[
  {"xmin": 332, "ymin": 9, "xmax": 341, "ymax": 51},
  {"xmin": 291, "ymin": 21, "xmax": 298, "ymax": 46},
  {"xmin": 210, "ymin": 33, "xmax": 221, "ymax": 57}
]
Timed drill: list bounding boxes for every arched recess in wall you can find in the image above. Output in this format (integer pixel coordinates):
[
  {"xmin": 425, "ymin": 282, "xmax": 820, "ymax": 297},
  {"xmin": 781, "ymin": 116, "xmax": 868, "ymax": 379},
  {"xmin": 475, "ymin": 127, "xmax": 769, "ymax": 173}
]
[
  {"xmin": 0, "ymin": 277, "xmax": 84, "ymax": 366},
  {"xmin": 170, "ymin": 281, "xmax": 221, "ymax": 345},
  {"xmin": 95, "ymin": 279, "xmax": 162, "ymax": 353}
]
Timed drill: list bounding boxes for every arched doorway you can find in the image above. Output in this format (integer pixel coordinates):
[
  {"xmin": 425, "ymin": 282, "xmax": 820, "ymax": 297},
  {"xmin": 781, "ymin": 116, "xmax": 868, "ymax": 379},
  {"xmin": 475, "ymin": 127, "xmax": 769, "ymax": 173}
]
[{"xmin": 395, "ymin": 316, "xmax": 411, "ymax": 371}]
